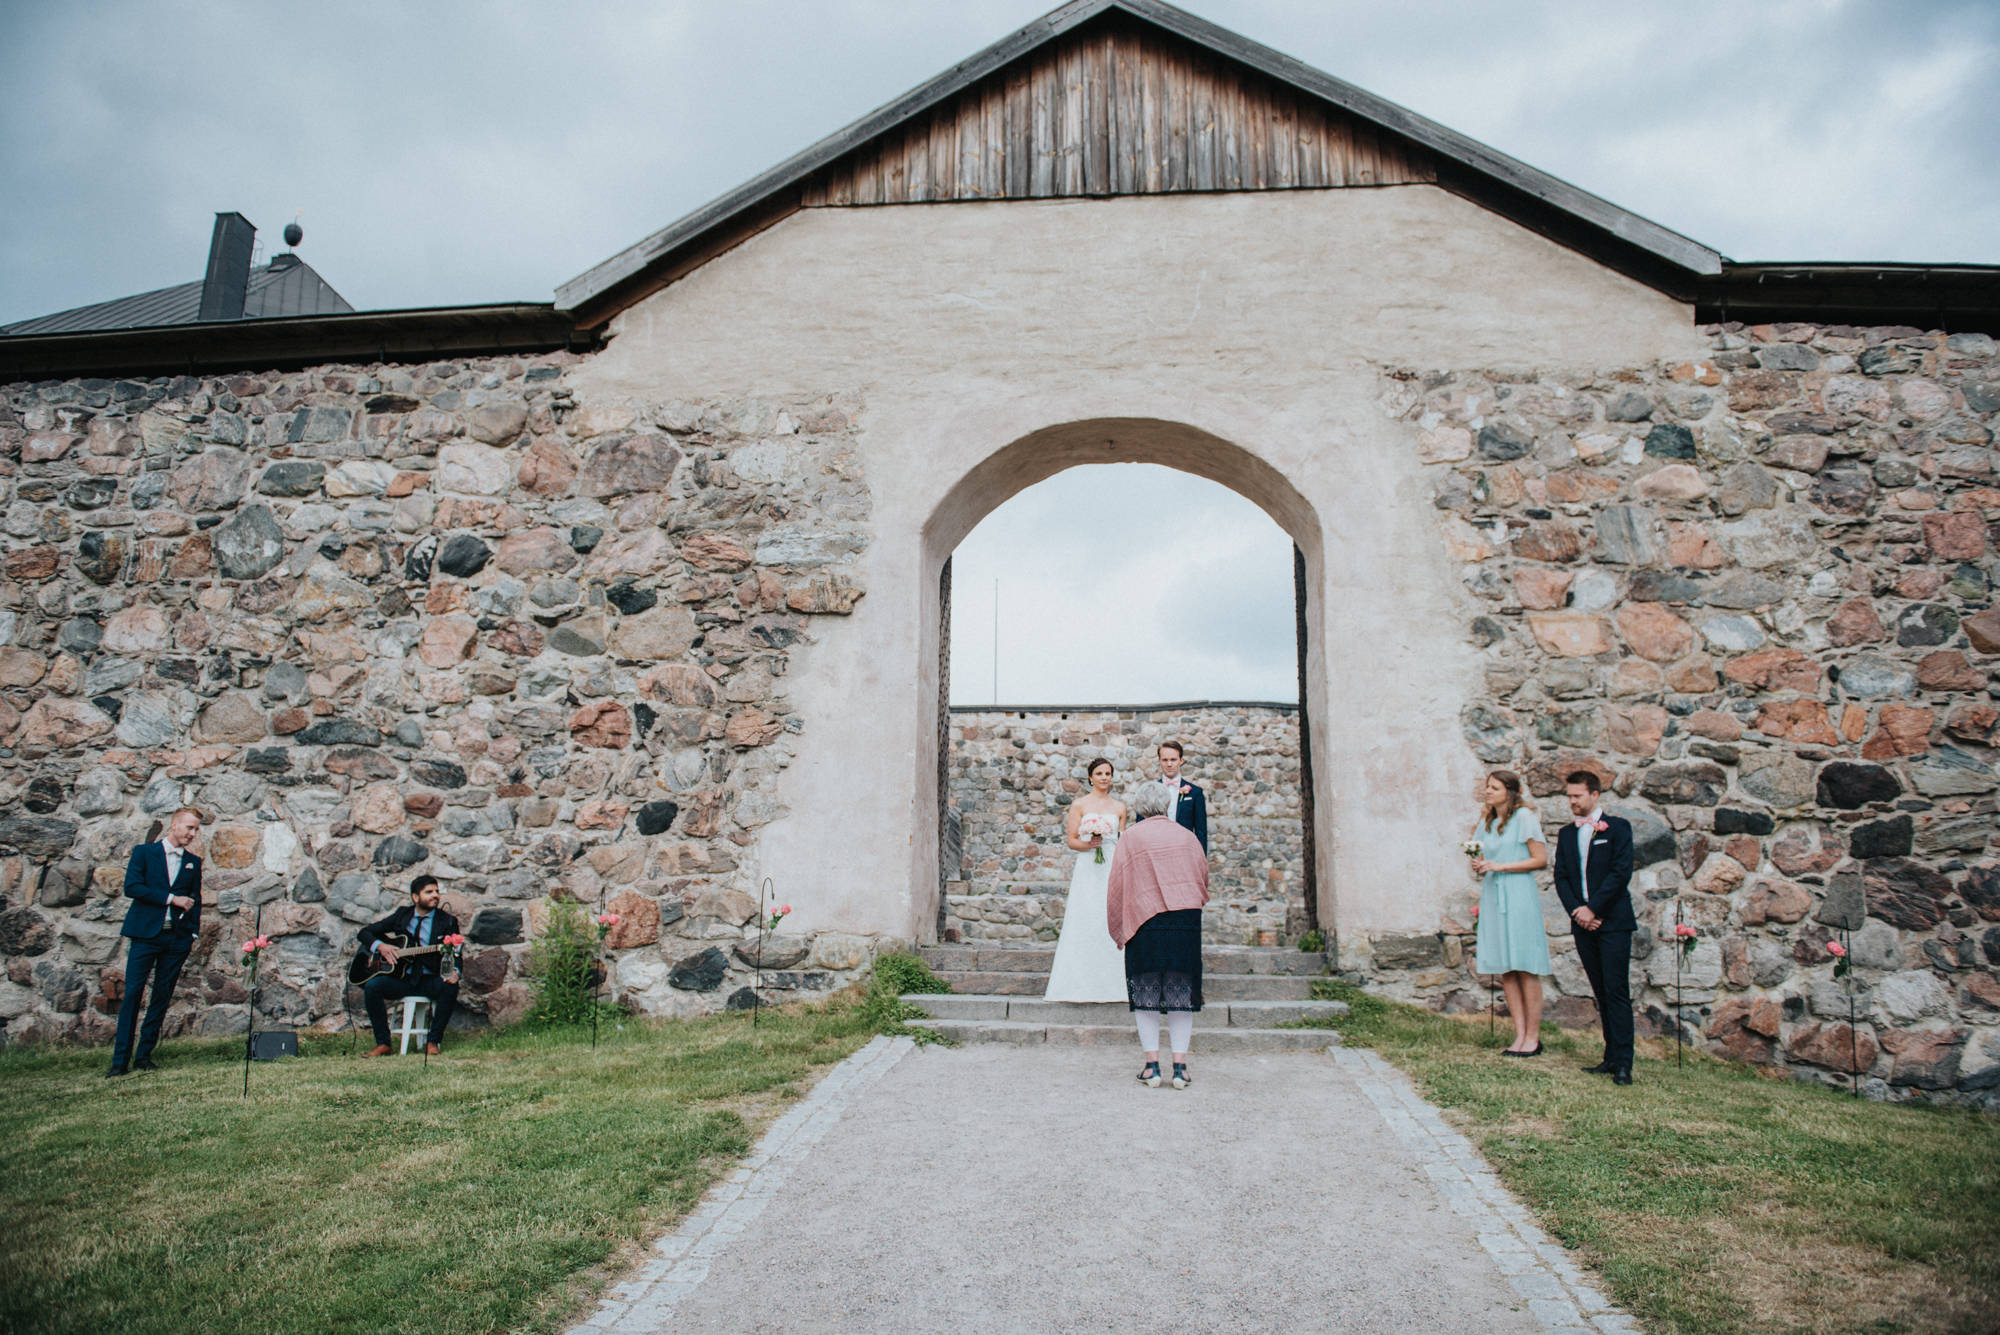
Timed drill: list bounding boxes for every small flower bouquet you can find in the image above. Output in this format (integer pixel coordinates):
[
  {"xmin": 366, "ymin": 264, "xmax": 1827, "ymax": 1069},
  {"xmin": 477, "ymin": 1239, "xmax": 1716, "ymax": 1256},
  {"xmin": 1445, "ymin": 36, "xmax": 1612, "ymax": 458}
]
[
  {"xmin": 1079, "ymin": 813, "xmax": 1117, "ymax": 863},
  {"xmin": 1674, "ymin": 922, "xmax": 1698, "ymax": 961},
  {"xmin": 1461, "ymin": 840, "xmax": 1483, "ymax": 858},
  {"xmin": 766, "ymin": 902, "xmax": 792, "ymax": 933},
  {"xmin": 439, "ymin": 932, "xmax": 465, "ymax": 977},
  {"xmin": 1827, "ymin": 939, "xmax": 1850, "ymax": 980},
  {"xmin": 593, "ymin": 913, "xmax": 620, "ymax": 942},
  {"xmin": 240, "ymin": 934, "xmax": 272, "ymax": 987}
]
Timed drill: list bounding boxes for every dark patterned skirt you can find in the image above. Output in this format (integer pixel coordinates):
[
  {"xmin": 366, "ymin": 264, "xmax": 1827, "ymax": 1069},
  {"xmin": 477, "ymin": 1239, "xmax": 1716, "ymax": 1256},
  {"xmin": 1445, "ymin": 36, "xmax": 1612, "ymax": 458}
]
[{"xmin": 1124, "ymin": 908, "xmax": 1203, "ymax": 1012}]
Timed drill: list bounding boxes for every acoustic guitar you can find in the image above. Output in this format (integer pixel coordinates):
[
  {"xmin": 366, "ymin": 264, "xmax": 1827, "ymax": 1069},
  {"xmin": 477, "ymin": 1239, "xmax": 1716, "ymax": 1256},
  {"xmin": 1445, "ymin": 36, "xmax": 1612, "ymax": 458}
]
[{"xmin": 347, "ymin": 927, "xmax": 457, "ymax": 986}]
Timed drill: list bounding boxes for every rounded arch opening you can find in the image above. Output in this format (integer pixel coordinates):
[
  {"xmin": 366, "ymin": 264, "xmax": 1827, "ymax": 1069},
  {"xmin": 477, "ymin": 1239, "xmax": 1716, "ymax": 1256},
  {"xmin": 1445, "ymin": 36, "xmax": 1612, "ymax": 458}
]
[{"xmin": 915, "ymin": 417, "xmax": 1332, "ymax": 949}]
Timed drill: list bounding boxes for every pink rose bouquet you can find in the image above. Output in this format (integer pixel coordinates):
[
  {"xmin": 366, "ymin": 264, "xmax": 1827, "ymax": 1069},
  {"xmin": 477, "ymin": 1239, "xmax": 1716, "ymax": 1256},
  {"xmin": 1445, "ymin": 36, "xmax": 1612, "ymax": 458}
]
[
  {"xmin": 766, "ymin": 902, "xmax": 791, "ymax": 932},
  {"xmin": 1673, "ymin": 922, "xmax": 1698, "ymax": 961},
  {"xmin": 1078, "ymin": 813, "xmax": 1117, "ymax": 863}
]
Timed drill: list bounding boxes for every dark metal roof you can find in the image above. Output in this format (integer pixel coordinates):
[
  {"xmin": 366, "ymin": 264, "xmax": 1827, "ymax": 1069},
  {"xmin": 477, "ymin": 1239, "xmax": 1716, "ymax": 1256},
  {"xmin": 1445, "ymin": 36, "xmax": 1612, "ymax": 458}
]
[
  {"xmin": 0, "ymin": 304, "xmax": 594, "ymax": 384},
  {"xmin": 1699, "ymin": 263, "xmax": 2000, "ymax": 334},
  {"xmin": 0, "ymin": 253, "xmax": 354, "ymax": 337},
  {"xmin": 557, "ymin": 0, "xmax": 1723, "ymax": 324}
]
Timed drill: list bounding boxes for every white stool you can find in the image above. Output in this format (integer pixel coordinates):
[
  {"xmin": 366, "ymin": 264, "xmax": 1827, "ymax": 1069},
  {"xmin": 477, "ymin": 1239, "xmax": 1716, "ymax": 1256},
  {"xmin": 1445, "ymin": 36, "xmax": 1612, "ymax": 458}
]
[{"xmin": 391, "ymin": 996, "xmax": 432, "ymax": 1054}]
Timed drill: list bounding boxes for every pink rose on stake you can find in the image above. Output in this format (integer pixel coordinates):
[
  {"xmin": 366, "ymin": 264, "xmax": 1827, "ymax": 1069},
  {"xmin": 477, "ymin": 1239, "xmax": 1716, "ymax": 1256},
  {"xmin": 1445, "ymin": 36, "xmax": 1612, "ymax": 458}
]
[
  {"xmin": 241, "ymin": 935, "xmax": 272, "ymax": 988},
  {"xmin": 766, "ymin": 902, "xmax": 792, "ymax": 932},
  {"xmin": 1674, "ymin": 922, "xmax": 1698, "ymax": 961},
  {"xmin": 1827, "ymin": 938, "xmax": 1852, "ymax": 980}
]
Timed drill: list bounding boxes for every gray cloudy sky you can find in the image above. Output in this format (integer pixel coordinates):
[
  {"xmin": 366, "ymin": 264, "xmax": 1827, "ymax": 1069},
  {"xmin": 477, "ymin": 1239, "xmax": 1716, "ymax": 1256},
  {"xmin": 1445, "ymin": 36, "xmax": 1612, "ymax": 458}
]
[{"xmin": 6, "ymin": 0, "xmax": 1995, "ymax": 702}]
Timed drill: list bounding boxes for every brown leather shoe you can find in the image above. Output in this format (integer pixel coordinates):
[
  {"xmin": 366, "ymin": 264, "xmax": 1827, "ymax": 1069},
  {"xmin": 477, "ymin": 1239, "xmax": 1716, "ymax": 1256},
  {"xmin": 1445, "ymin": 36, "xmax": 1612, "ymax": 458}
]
[
  {"xmin": 425, "ymin": 1042, "xmax": 441, "ymax": 1056},
  {"xmin": 363, "ymin": 1044, "xmax": 392, "ymax": 1058}
]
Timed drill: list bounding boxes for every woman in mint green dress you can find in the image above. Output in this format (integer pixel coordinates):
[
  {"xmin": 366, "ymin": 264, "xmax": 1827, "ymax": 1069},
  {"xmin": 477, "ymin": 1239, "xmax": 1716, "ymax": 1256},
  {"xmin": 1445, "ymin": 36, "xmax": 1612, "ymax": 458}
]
[{"xmin": 1469, "ymin": 771, "xmax": 1551, "ymax": 1056}]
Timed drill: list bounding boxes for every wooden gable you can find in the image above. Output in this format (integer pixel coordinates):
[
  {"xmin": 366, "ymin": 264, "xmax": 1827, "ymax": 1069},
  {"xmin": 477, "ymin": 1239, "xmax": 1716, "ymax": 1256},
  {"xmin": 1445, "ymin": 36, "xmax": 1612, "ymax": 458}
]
[
  {"xmin": 559, "ymin": 0, "xmax": 1721, "ymax": 327},
  {"xmin": 800, "ymin": 21, "xmax": 1434, "ymax": 207}
]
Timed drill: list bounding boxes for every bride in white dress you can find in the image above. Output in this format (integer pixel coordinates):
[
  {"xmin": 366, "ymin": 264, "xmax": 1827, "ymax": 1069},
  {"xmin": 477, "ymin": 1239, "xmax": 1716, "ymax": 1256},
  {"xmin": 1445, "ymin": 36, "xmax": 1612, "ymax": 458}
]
[{"xmin": 1044, "ymin": 758, "xmax": 1129, "ymax": 1002}]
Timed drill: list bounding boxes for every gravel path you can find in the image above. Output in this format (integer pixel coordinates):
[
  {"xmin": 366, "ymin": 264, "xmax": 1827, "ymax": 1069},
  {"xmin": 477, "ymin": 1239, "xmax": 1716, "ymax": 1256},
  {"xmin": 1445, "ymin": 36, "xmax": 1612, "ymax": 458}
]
[{"xmin": 568, "ymin": 1037, "xmax": 1637, "ymax": 1334}]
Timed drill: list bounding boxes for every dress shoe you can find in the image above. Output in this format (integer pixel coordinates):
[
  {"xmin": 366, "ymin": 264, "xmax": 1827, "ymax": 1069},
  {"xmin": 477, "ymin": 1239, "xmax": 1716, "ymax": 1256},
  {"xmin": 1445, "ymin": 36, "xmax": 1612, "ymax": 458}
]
[
  {"xmin": 1503, "ymin": 1045, "xmax": 1544, "ymax": 1058},
  {"xmin": 1581, "ymin": 1061, "xmax": 1617, "ymax": 1074},
  {"xmin": 1613, "ymin": 1067, "xmax": 1633, "ymax": 1086},
  {"xmin": 105, "ymin": 1065, "xmax": 128, "ymax": 1078},
  {"xmin": 425, "ymin": 1042, "xmax": 442, "ymax": 1057},
  {"xmin": 363, "ymin": 1044, "xmax": 392, "ymax": 1058},
  {"xmin": 134, "ymin": 1058, "xmax": 160, "ymax": 1071}
]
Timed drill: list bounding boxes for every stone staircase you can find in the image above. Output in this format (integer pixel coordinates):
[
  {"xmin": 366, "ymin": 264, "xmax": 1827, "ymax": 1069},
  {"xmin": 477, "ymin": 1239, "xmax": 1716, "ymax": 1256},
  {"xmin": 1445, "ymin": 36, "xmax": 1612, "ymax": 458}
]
[{"xmin": 904, "ymin": 945, "xmax": 1345, "ymax": 1051}]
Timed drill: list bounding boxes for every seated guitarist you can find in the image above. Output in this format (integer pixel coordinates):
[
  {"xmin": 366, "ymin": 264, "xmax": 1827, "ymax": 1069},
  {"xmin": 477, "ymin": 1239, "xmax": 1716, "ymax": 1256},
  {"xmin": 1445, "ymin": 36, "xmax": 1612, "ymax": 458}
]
[{"xmin": 358, "ymin": 875, "xmax": 462, "ymax": 1057}]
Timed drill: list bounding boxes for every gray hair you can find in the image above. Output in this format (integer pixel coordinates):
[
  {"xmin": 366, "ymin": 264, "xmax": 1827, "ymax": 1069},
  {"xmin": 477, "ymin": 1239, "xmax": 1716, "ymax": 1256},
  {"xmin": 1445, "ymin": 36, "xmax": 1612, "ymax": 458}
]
[{"xmin": 1128, "ymin": 783, "xmax": 1171, "ymax": 820}]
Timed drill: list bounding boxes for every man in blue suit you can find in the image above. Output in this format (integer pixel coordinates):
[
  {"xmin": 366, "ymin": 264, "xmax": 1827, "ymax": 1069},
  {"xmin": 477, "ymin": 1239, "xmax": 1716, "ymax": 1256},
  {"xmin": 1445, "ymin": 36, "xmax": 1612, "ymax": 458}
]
[
  {"xmin": 1157, "ymin": 740, "xmax": 1209, "ymax": 854},
  {"xmin": 1551, "ymin": 771, "xmax": 1637, "ymax": 1086},
  {"xmin": 109, "ymin": 807, "xmax": 204, "ymax": 1076}
]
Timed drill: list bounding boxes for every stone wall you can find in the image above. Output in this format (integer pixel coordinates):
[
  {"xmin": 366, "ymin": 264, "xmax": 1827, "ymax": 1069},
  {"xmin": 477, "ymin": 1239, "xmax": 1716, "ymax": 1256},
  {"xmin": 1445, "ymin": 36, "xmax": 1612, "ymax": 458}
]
[
  {"xmin": 0, "ymin": 355, "xmax": 891, "ymax": 1046},
  {"xmin": 944, "ymin": 703, "xmax": 1304, "ymax": 945},
  {"xmin": 4, "ymin": 311, "xmax": 1998, "ymax": 1110},
  {"xmin": 1366, "ymin": 323, "xmax": 2000, "ymax": 1109}
]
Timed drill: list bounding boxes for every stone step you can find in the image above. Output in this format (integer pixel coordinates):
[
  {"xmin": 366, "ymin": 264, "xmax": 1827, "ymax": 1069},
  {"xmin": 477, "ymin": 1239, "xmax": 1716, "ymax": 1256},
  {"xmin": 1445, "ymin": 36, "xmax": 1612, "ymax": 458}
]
[
  {"xmin": 903, "ymin": 994, "xmax": 1348, "ymax": 1028},
  {"xmin": 929, "ymin": 971, "xmax": 1318, "ymax": 1000},
  {"xmin": 909, "ymin": 1019, "xmax": 1340, "ymax": 1052},
  {"xmin": 922, "ymin": 944, "xmax": 1328, "ymax": 976}
]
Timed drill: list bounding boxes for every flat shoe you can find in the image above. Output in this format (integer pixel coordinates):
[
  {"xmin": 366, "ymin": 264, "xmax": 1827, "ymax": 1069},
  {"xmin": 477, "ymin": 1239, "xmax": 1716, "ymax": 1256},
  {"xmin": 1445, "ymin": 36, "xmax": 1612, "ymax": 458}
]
[
  {"xmin": 104, "ymin": 1065, "xmax": 127, "ymax": 1078},
  {"xmin": 134, "ymin": 1058, "xmax": 160, "ymax": 1071},
  {"xmin": 1613, "ymin": 1068, "xmax": 1633, "ymax": 1086},
  {"xmin": 1581, "ymin": 1061, "xmax": 1616, "ymax": 1074}
]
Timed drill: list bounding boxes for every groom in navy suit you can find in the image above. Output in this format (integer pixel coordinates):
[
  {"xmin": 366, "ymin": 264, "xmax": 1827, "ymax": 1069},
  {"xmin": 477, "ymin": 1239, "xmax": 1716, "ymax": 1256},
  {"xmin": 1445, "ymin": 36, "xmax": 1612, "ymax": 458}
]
[
  {"xmin": 1157, "ymin": 740, "xmax": 1209, "ymax": 854},
  {"xmin": 109, "ymin": 807, "xmax": 204, "ymax": 1076},
  {"xmin": 1551, "ymin": 771, "xmax": 1637, "ymax": 1086}
]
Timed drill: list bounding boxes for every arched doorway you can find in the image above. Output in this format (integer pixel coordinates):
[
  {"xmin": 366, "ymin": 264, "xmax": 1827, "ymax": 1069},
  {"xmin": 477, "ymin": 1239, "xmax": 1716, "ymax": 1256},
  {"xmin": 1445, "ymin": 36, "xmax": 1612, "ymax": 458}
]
[{"xmin": 918, "ymin": 418, "xmax": 1331, "ymax": 948}]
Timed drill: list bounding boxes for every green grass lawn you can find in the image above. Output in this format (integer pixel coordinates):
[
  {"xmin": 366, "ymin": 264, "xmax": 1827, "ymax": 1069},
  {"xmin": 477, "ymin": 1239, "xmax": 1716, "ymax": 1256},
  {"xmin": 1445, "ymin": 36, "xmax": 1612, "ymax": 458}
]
[
  {"xmin": 0, "ymin": 1004, "xmax": 886, "ymax": 1335},
  {"xmin": 1313, "ymin": 982, "xmax": 2000, "ymax": 1335}
]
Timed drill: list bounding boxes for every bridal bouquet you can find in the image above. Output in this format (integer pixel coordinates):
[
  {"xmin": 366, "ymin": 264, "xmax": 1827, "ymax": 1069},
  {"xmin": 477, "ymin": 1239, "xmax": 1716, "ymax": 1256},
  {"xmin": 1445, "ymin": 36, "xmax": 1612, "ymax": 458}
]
[
  {"xmin": 1461, "ymin": 840, "xmax": 1483, "ymax": 858},
  {"xmin": 1078, "ymin": 813, "xmax": 1117, "ymax": 863}
]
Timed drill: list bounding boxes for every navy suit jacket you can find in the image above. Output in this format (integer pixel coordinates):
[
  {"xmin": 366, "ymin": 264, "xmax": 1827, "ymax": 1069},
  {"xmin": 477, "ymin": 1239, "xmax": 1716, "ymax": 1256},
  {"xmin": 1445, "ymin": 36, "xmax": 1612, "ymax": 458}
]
[
  {"xmin": 1551, "ymin": 816, "xmax": 1636, "ymax": 933},
  {"xmin": 121, "ymin": 841, "xmax": 203, "ymax": 941},
  {"xmin": 1169, "ymin": 780, "xmax": 1209, "ymax": 854}
]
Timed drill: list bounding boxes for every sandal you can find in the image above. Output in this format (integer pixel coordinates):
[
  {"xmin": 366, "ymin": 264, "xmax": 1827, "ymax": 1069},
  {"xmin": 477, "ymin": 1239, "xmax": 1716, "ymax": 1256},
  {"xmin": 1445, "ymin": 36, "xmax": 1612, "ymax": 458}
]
[
  {"xmin": 1171, "ymin": 1062, "xmax": 1190, "ymax": 1090},
  {"xmin": 1138, "ymin": 1061, "xmax": 1162, "ymax": 1088}
]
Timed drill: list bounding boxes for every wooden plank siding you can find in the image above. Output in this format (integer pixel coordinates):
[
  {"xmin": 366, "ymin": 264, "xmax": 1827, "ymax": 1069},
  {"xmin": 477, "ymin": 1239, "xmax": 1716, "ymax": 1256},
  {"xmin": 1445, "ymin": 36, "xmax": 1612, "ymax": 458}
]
[{"xmin": 798, "ymin": 22, "xmax": 1433, "ymax": 208}]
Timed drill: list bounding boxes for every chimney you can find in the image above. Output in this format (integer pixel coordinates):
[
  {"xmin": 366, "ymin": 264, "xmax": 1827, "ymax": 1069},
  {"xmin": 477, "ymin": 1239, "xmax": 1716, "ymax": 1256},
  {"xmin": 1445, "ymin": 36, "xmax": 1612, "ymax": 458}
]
[{"xmin": 197, "ymin": 212, "xmax": 257, "ymax": 321}]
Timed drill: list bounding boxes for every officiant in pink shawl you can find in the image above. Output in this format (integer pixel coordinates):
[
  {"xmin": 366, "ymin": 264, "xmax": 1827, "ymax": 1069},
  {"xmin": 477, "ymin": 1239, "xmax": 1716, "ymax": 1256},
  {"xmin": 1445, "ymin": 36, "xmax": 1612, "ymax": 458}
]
[{"xmin": 1107, "ymin": 781, "xmax": 1210, "ymax": 1090}]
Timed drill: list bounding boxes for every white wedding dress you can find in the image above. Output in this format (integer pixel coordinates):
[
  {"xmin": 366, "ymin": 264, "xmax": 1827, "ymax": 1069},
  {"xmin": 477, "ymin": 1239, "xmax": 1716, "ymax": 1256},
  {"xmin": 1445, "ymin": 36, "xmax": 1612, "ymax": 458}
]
[{"xmin": 1044, "ymin": 824, "xmax": 1128, "ymax": 1002}]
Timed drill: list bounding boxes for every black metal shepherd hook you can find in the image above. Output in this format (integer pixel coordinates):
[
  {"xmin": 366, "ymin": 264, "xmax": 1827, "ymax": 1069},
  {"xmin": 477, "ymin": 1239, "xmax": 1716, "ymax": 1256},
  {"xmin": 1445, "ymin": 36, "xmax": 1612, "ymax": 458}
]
[
  {"xmin": 243, "ymin": 903, "xmax": 263, "ymax": 1098},
  {"xmin": 1844, "ymin": 924, "xmax": 1858, "ymax": 1098},
  {"xmin": 754, "ymin": 878, "xmax": 775, "ymax": 1028},
  {"xmin": 1675, "ymin": 901, "xmax": 1685, "ymax": 1069}
]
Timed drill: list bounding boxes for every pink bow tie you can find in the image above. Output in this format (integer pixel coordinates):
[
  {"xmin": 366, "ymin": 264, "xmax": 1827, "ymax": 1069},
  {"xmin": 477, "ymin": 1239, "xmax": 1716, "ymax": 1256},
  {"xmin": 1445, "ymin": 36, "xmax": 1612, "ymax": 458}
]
[{"xmin": 1576, "ymin": 820, "xmax": 1594, "ymax": 828}]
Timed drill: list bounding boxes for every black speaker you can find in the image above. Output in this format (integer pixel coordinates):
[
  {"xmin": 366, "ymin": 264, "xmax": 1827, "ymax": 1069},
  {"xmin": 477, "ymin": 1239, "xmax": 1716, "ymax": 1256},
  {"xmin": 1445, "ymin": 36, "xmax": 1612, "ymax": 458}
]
[{"xmin": 250, "ymin": 1031, "xmax": 298, "ymax": 1062}]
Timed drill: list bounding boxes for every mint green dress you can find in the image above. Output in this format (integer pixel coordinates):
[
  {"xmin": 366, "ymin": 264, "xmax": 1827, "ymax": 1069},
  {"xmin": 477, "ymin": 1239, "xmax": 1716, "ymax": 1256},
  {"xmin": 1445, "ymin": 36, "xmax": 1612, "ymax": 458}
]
[{"xmin": 1472, "ymin": 808, "xmax": 1552, "ymax": 977}]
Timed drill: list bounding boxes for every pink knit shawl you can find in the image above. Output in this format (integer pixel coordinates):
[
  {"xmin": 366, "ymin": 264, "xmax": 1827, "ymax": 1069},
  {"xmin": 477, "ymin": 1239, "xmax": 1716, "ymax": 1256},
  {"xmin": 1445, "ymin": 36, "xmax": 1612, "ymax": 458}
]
[{"xmin": 1105, "ymin": 816, "xmax": 1210, "ymax": 948}]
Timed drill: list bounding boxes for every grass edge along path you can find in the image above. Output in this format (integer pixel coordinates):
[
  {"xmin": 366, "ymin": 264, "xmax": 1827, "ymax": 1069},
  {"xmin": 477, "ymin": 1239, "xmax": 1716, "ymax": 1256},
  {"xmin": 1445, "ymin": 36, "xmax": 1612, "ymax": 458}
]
[
  {"xmin": 0, "ymin": 962, "xmax": 946, "ymax": 1335},
  {"xmin": 1305, "ymin": 980, "xmax": 2000, "ymax": 1335}
]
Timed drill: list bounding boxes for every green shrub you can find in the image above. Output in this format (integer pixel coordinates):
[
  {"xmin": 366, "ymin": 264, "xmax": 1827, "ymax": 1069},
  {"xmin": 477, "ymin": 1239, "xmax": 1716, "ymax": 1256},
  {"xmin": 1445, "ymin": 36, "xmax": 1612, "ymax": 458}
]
[
  {"xmin": 1297, "ymin": 929, "xmax": 1325, "ymax": 953},
  {"xmin": 1310, "ymin": 976, "xmax": 1389, "ymax": 1024},
  {"xmin": 873, "ymin": 951, "xmax": 951, "ymax": 996},
  {"xmin": 856, "ymin": 953, "xmax": 954, "ymax": 1043},
  {"xmin": 524, "ymin": 896, "xmax": 617, "ymax": 1027}
]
